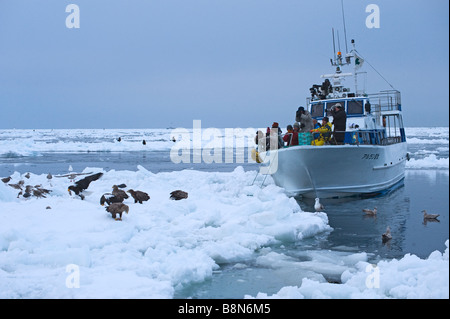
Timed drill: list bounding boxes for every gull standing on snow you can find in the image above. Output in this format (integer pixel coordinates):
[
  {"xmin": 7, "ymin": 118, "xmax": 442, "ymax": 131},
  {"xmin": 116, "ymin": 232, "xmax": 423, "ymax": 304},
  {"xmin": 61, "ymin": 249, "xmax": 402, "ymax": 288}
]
[
  {"xmin": 314, "ymin": 198, "xmax": 324, "ymax": 212},
  {"xmin": 47, "ymin": 173, "xmax": 53, "ymax": 186}
]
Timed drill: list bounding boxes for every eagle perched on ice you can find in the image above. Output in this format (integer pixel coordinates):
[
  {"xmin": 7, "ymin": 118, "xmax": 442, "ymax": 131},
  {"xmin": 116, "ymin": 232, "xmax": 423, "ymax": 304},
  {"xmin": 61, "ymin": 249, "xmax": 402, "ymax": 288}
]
[
  {"xmin": 127, "ymin": 189, "xmax": 150, "ymax": 204},
  {"xmin": 100, "ymin": 193, "xmax": 124, "ymax": 206},
  {"xmin": 112, "ymin": 185, "xmax": 129, "ymax": 202},
  {"xmin": 170, "ymin": 190, "xmax": 188, "ymax": 200},
  {"xmin": 106, "ymin": 203, "xmax": 129, "ymax": 221},
  {"xmin": 68, "ymin": 172, "xmax": 103, "ymax": 200}
]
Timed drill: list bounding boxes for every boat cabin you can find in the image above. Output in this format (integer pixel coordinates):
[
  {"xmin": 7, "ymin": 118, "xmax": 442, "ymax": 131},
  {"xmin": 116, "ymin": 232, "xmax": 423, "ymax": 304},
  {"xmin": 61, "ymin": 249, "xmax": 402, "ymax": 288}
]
[{"xmin": 307, "ymin": 89, "xmax": 406, "ymax": 146}]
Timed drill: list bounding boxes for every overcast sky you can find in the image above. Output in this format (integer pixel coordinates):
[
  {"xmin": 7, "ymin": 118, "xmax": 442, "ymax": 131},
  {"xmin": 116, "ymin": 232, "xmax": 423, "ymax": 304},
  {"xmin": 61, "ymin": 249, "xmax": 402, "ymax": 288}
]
[{"xmin": 0, "ymin": 0, "xmax": 448, "ymax": 129}]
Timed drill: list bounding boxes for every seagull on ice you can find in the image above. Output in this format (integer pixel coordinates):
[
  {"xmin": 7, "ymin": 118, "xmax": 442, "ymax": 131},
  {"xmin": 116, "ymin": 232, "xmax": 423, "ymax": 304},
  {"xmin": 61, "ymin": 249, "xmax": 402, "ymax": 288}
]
[
  {"xmin": 55, "ymin": 172, "xmax": 94, "ymax": 182},
  {"xmin": 363, "ymin": 207, "xmax": 377, "ymax": 216},
  {"xmin": 8, "ymin": 180, "xmax": 24, "ymax": 190},
  {"xmin": 382, "ymin": 226, "xmax": 392, "ymax": 243},
  {"xmin": 314, "ymin": 198, "xmax": 324, "ymax": 212},
  {"xmin": 422, "ymin": 210, "xmax": 440, "ymax": 220}
]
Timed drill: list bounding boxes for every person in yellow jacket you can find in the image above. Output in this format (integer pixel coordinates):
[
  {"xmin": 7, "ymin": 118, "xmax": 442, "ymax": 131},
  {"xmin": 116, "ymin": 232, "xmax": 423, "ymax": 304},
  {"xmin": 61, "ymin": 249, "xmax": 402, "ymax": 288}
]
[{"xmin": 310, "ymin": 117, "xmax": 332, "ymax": 146}]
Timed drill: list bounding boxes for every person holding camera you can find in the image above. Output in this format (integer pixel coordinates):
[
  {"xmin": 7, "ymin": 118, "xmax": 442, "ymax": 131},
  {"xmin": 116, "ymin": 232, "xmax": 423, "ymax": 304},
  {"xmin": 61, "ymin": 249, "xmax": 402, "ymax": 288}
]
[
  {"xmin": 330, "ymin": 103, "xmax": 347, "ymax": 144},
  {"xmin": 295, "ymin": 106, "xmax": 314, "ymax": 133}
]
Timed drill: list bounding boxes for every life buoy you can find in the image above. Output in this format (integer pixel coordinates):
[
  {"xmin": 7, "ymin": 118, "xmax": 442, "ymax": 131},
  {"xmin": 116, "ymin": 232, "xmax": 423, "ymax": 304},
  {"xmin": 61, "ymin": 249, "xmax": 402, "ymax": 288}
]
[{"xmin": 251, "ymin": 149, "xmax": 263, "ymax": 163}]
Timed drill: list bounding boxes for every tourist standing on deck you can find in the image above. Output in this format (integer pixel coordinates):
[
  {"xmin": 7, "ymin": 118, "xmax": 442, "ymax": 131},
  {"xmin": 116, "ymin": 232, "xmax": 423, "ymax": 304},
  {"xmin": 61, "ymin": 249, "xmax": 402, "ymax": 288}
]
[
  {"xmin": 295, "ymin": 107, "xmax": 314, "ymax": 133},
  {"xmin": 330, "ymin": 103, "xmax": 347, "ymax": 144}
]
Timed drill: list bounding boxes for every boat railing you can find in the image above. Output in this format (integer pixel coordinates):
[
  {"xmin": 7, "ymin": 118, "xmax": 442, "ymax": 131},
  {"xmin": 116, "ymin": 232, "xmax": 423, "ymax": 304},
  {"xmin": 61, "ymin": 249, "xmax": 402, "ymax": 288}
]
[
  {"xmin": 260, "ymin": 125, "xmax": 403, "ymax": 151},
  {"xmin": 276, "ymin": 129, "xmax": 402, "ymax": 148},
  {"xmin": 343, "ymin": 129, "xmax": 401, "ymax": 146},
  {"xmin": 367, "ymin": 90, "xmax": 401, "ymax": 113}
]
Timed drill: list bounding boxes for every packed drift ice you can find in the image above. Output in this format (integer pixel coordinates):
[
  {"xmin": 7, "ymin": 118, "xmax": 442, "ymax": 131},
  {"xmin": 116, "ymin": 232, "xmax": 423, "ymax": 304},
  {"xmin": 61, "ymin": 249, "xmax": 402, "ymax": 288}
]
[
  {"xmin": 0, "ymin": 166, "xmax": 448, "ymax": 299},
  {"xmin": 0, "ymin": 128, "xmax": 448, "ymax": 172},
  {"xmin": 0, "ymin": 166, "xmax": 333, "ymax": 298}
]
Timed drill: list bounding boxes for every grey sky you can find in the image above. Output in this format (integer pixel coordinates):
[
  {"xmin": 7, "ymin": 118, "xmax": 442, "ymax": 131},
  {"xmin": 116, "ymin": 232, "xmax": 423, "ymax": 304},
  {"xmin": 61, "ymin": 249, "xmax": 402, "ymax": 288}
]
[{"xmin": 0, "ymin": 0, "xmax": 448, "ymax": 129}]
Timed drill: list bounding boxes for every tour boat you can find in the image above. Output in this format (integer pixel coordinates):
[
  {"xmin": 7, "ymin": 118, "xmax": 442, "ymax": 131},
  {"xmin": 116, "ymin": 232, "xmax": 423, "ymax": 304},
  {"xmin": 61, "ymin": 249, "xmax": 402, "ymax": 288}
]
[{"xmin": 256, "ymin": 39, "xmax": 409, "ymax": 198}]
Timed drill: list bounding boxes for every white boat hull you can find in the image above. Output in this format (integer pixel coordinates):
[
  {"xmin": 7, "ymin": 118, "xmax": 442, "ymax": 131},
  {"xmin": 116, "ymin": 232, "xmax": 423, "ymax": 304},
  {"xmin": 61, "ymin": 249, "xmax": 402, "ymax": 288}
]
[{"xmin": 263, "ymin": 142, "xmax": 408, "ymax": 198}]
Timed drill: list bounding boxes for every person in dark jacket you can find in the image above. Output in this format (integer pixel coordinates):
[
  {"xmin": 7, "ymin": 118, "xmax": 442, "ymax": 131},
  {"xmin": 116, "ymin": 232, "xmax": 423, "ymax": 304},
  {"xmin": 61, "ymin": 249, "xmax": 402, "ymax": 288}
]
[
  {"xmin": 290, "ymin": 123, "xmax": 300, "ymax": 146},
  {"xmin": 283, "ymin": 125, "xmax": 294, "ymax": 146},
  {"xmin": 295, "ymin": 107, "xmax": 314, "ymax": 133},
  {"xmin": 330, "ymin": 103, "xmax": 347, "ymax": 144},
  {"xmin": 271, "ymin": 122, "xmax": 284, "ymax": 149}
]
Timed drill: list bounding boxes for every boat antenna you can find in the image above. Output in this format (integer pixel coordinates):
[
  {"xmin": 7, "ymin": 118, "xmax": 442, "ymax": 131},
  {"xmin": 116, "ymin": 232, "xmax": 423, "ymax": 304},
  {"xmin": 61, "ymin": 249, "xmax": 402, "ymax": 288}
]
[
  {"xmin": 341, "ymin": 0, "xmax": 349, "ymax": 54},
  {"xmin": 332, "ymin": 28, "xmax": 336, "ymax": 63},
  {"xmin": 337, "ymin": 30, "xmax": 341, "ymax": 54}
]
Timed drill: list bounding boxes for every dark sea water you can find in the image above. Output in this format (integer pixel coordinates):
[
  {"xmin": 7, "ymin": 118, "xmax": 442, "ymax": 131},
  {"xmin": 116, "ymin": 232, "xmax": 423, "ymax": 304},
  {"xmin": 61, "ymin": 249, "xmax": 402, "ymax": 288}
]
[{"xmin": 0, "ymin": 128, "xmax": 448, "ymax": 298}]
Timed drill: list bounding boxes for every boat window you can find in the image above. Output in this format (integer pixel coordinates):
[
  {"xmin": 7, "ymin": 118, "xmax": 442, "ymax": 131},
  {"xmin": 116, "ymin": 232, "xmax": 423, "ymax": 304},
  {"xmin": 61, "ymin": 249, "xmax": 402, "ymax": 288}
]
[
  {"xmin": 310, "ymin": 103, "xmax": 324, "ymax": 117},
  {"xmin": 347, "ymin": 100, "xmax": 364, "ymax": 115},
  {"xmin": 325, "ymin": 101, "xmax": 344, "ymax": 116}
]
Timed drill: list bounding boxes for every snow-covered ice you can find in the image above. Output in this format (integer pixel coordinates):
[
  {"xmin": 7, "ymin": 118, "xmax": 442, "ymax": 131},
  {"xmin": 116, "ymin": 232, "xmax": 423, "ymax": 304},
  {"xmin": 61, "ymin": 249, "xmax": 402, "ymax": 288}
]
[
  {"xmin": 0, "ymin": 165, "xmax": 448, "ymax": 299},
  {"xmin": 248, "ymin": 240, "xmax": 449, "ymax": 299},
  {"xmin": 0, "ymin": 166, "xmax": 332, "ymax": 298}
]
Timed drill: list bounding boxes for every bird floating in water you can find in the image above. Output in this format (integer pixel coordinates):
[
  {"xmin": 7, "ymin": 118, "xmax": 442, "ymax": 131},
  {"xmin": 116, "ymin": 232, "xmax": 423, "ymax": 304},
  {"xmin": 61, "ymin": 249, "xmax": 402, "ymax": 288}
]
[
  {"xmin": 382, "ymin": 226, "xmax": 392, "ymax": 243},
  {"xmin": 68, "ymin": 172, "xmax": 103, "ymax": 200},
  {"xmin": 422, "ymin": 210, "xmax": 440, "ymax": 220},
  {"xmin": 106, "ymin": 203, "xmax": 129, "ymax": 221},
  {"xmin": 170, "ymin": 190, "xmax": 188, "ymax": 200},
  {"xmin": 314, "ymin": 198, "xmax": 324, "ymax": 212},
  {"xmin": 363, "ymin": 207, "xmax": 377, "ymax": 216},
  {"xmin": 127, "ymin": 189, "xmax": 150, "ymax": 204}
]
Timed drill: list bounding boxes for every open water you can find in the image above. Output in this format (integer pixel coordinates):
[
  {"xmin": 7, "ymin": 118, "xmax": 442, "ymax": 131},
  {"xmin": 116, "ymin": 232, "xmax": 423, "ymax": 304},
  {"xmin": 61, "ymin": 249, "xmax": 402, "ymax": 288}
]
[{"xmin": 0, "ymin": 127, "xmax": 448, "ymax": 298}]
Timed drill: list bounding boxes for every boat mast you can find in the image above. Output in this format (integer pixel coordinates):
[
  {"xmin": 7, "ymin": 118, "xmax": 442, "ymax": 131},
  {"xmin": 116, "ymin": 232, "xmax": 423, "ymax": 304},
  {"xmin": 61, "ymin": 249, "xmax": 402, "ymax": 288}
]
[
  {"xmin": 325, "ymin": 0, "xmax": 361, "ymax": 98},
  {"xmin": 351, "ymin": 39, "xmax": 358, "ymax": 95}
]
